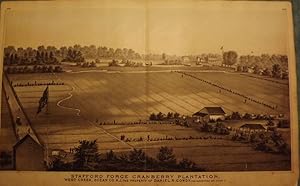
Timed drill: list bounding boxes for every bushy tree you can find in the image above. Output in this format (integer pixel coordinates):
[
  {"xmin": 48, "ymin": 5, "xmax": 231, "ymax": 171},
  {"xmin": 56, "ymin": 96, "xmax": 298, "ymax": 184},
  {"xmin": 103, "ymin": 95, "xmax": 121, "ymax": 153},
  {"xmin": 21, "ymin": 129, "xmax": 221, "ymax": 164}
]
[
  {"xmin": 262, "ymin": 68, "xmax": 271, "ymax": 76},
  {"xmin": 223, "ymin": 51, "xmax": 238, "ymax": 66},
  {"xmin": 157, "ymin": 146, "xmax": 176, "ymax": 166},
  {"xmin": 174, "ymin": 112, "xmax": 180, "ymax": 118},
  {"xmin": 149, "ymin": 113, "xmax": 157, "ymax": 120},
  {"xmin": 281, "ymin": 71, "xmax": 288, "ymax": 79},
  {"xmin": 105, "ymin": 150, "xmax": 117, "ymax": 161},
  {"xmin": 178, "ymin": 158, "xmax": 196, "ymax": 169},
  {"xmin": 73, "ymin": 140, "xmax": 100, "ymax": 170},
  {"xmin": 167, "ymin": 112, "xmax": 174, "ymax": 119},
  {"xmin": 253, "ymin": 65, "xmax": 260, "ymax": 74},
  {"xmin": 272, "ymin": 64, "xmax": 281, "ymax": 78},
  {"xmin": 128, "ymin": 149, "xmax": 147, "ymax": 164},
  {"xmin": 243, "ymin": 113, "xmax": 252, "ymax": 120},
  {"xmin": 156, "ymin": 112, "xmax": 165, "ymax": 120},
  {"xmin": 231, "ymin": 112, "xmax": 241, "ymax": 120}
]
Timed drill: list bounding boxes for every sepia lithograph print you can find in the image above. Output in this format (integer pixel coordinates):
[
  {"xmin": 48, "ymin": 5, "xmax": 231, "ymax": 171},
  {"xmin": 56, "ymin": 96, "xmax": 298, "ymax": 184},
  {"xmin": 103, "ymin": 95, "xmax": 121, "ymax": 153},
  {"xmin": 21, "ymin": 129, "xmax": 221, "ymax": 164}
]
[{"xmin": 0, "ymin": 1, "xmax": 298, "ymax": 186}]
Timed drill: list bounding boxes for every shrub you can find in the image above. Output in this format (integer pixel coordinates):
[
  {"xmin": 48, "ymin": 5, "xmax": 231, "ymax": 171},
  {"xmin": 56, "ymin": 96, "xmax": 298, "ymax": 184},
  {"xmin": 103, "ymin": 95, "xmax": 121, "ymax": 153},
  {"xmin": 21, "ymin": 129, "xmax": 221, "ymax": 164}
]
[{"xmin": 157, "ymin": 146, "xmax": 176, "ymax": 166}]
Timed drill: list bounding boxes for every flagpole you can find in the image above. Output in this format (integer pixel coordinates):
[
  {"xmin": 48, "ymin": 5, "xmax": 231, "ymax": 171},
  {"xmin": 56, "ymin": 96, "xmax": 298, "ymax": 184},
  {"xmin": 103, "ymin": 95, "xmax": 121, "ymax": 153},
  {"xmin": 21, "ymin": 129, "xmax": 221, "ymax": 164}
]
[
  {"xmin": 46, "ymin": 85, "xmax": 49, "ymax": 115},
  {"xmin": 46, "ymin": 126, "xmax": 49, "ymax": 168}
]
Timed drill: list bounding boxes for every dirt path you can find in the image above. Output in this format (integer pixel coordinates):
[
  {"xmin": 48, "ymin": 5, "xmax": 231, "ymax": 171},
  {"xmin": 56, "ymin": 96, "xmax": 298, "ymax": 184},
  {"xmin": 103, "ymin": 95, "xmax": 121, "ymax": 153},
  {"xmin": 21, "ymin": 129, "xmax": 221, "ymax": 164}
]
[{"xmin": 56, "ymin": 85, "xmax": 81, "ymax": 116}]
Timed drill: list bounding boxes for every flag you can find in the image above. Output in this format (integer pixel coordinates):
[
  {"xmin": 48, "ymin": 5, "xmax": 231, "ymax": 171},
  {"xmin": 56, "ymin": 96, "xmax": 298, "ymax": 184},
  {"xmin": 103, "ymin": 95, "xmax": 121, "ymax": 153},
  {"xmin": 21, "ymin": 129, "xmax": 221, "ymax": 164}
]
[{"xmin": 37, "ymin": 86, "xmax": 49, "ymax": 114}]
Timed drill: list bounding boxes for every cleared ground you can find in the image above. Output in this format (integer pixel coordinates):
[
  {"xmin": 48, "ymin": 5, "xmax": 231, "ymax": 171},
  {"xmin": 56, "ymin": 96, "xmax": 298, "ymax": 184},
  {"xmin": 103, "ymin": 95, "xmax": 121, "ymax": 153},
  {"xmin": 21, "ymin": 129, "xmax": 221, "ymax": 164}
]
[
  {"xmin": 4, "ymin": 71, "xmax": 291, "ymax": 171},
  {"xmin": 10, "ymin": 71, "xmax": 289, "ymax": 122}
]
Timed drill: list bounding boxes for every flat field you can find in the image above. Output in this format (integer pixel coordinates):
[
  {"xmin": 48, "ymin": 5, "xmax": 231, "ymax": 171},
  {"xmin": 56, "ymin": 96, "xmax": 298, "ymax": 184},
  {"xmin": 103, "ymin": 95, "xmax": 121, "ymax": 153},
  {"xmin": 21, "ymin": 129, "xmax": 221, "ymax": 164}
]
[
  {"xmin": 4, "ymin": 70, "xmax": 291, "ymax": 171},
  {"xmin": 9, "ymin": 71, "xmax": 289, "ymax": 121}
]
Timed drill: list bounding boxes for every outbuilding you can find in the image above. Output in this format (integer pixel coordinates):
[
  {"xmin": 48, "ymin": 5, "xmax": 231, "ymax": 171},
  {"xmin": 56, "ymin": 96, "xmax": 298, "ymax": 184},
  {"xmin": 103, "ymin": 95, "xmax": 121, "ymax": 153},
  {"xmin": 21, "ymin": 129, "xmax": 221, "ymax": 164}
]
[
  {"xmin": 13, "ymin": 134, "xmax": 45, "ymax": 171},
  {"xmin": 239, "ymin": 124, "xmax": 266, "ymax": 132},
  {"xmin": 193, "ymin": 107, "xmax": 226, "ymax": 122}
]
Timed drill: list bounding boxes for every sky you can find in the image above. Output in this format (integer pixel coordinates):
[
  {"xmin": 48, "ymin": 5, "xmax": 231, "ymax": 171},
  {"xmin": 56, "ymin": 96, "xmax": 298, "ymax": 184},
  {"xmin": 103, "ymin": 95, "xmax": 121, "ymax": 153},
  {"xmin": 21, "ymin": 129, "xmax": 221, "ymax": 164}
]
[{"xmin": 2, "ymin": 1, "xmax": 291, "ymax": 56}]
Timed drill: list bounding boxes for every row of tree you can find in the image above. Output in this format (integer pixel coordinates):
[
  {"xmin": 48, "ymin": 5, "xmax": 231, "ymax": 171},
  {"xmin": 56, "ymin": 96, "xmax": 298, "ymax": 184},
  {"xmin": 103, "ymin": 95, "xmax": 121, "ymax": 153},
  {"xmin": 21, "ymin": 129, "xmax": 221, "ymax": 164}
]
[
  {"xmin": 4, "ymin": 45, "xmax": 143, "ymax": 64},
  {"xmin": 4, "ymin": 50, "xmax": 59, "ymax": 65},
  {"xmin": 222, "ymin": 51, "xmax": 288, "ymax": 71},
  {"xmin": 149, "ymin": 112, "xmax": 181, "ymax": 121},
  {"xmin": 232, "ymin": 131, "xmax": 290, "ymax": 154},
  {"xmin": 49, "ymin": 140, "xmax": 202, "ymax": 171},
  {"xmin": 239, "ymin": 54, "xmax": 288, "ymax": 70},
  {"xmin": 237, "ymin": 64, "xmax": 288, "ymax": 79},
  {"xmin": 5, "ymin": 65, "xmax": 63, "ymax": 74}
]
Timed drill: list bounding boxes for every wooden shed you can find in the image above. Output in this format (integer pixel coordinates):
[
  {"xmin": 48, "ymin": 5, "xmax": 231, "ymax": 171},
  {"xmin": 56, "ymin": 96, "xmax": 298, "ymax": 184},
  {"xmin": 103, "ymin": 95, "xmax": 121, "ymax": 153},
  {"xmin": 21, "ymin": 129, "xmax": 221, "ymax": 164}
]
[{"xmin": 13, "ymin": 134, "xmax": 45, "ymax": 171}]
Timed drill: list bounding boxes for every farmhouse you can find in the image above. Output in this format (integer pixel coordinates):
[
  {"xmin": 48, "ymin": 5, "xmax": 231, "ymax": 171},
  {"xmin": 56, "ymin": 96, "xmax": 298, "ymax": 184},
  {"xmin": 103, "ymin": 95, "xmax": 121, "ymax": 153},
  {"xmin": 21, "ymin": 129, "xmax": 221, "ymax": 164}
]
[
  {"xmin": 13, "ymin": 134, "xmax": 45, "ymax": 171},
  {"xmin": 181, "ymin": 56, "xmax": 190, "ymax": 63},
  {"xmin": 193, "ymin": 107, "xmax": 226, "ymax": 122},
  {"xmin": 239, "ymin": 124, "xmax": 266, "ymax": 132}
]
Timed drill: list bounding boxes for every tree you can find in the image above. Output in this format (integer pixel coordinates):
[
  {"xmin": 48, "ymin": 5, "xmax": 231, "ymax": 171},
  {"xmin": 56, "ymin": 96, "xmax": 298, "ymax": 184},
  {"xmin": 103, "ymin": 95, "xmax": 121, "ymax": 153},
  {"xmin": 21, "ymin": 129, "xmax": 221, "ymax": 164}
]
[
  {"xmin": 174, "ymin": 112, "xmax": 180, "ymax": 118},
  {"xmin": 281, "ymin": 71, "xmax": 288, "ymax": 79},
  {"xmin": 114, "ymin": 48, "xmax": 123, "ymax": 59},
  {"xmin": 243, "ymin": 113, "xmax": 252, "ymax": 120},
  {"xmin": 73, "ymin": 140, "xmax": 100, "ymax": 170},
  {"xmin": 162, "ymin": 53, "xmax": 166, "ymax": 60},
  {"xmin": 156, "ymin": 112, "xmax": 165, "ymax": 120},
  {"xmin": 242, "ymin": 66, "xmax": 249, "ymax": 72},
  {"xmin": 237, "ymin": 65, "xmax": 242, "ymax": 72},
  {"xmin": 149, "ymin": 113, "xmax": 157, "ymax": 120},
  {"xmin": 47, "ymin": 66, "xmax": 54, "ymax": 73},
  {"xmin": 37, "ymin": 45, "xmax": 45, "ymax": 52},
  {"xmin": 253, "ymin": 65, "xmax": 260, "ymax": 74},
  {"xmin": 231, "ymin": 112, "xmax": 241, "ymax": 120},
  {"xmin": 272, "ymin": 64, "xmax": 281, "ymax": 78},
  {"xmin": 266, "ymin": 120, "xmax": 275, "ymax": 126},
  {"xmin": 128, "ymin": 149, "xmax": 147, "ymax": 164},
  {"xmin": 262, "ymin": 68, "xmax": 271, "ymax": 76},
  {"xmin": 156, "ymin": 146, "xmax": 176, "ymax": 166},
  {"xmin": 105, "ymin": 150, "xmax": 117, "ymax": 161},
  {"xmin": 54, "ymin": 66, "xmax": 63, "ymax": 72},
  {"xmin": 167, "ymin": 112, "xmax": 174, "ymax": 119},
  {"xmin": 50, "ymin": 158, "xmax": 68, "ymax": 170},
  {"xmin": 223, "ymin": 51, "xmax": 238, "ymax": 66},
  {"xmin": 178, "ymin": 158, "xmax": 196, "ymax": 169}
]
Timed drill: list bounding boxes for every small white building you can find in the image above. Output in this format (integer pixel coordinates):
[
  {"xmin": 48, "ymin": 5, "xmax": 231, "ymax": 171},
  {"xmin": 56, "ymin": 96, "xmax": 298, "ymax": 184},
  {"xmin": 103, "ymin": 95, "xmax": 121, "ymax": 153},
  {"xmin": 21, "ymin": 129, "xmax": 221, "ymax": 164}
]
[
  {"xmin": 239, "ymin": 124, "xmax": 266, "ymax": 132},
  {"xmin": 193, "ymin": 107, "xmax": 226, "ymax": 122}
]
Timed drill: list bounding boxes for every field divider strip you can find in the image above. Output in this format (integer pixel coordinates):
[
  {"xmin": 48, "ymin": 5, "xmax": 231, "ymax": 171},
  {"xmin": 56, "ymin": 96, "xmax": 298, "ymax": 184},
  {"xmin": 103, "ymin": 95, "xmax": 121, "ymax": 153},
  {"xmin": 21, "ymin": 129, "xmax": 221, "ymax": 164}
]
[{"xmin": 86, "ymin": 119, "xmax": 135, "ymax": 150}]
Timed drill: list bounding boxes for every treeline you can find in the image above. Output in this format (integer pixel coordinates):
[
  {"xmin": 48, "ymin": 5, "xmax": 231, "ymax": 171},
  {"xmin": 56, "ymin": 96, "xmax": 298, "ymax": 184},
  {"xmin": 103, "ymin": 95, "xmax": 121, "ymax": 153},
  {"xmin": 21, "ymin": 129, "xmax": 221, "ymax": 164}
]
[
  {"xmin": 237, "ymin": 54, "xmax": 288, "ymax": 79},
  {"xmin": 239, "ymin": 54, "xmax": 288, "ymax": 70},
  {"xmin": 49, "ymin": 140, "xmax": 203, "ymax": 171},
  {"xmin": 149, "ymin": 112, "xmax": 181, "ymax": 121},
  {"xmin": 4, "ymin": 45, "xmax": 143, "ymax": 65},
  {"xmin": 5, "ymin": 65, "xmax": 63, "ymax": 74},
  {"xmin": 4, "ymin": 46, "xmax": 59, "ymax": 66},
  {"xmin": 226, "ymin": 112, "xmax": 282, "ymax": 121},
  {"xmin": 237, "ymin": 63, "xmax": 288, "ymax": 80},
  {"xmin": 232, "ymin": 130, "xmax": 290, "ymax": 154}
]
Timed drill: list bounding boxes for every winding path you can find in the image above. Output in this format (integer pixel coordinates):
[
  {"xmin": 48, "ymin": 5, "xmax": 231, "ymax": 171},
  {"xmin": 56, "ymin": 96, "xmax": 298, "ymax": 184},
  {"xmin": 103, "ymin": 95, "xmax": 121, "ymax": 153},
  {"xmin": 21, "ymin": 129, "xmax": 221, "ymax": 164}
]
[
  {"xmin": 53, "ymin": 78, "xmax": 134, "ymax": 149},
  {"xmin": 56, "ymin": 85, "xmax": 81, "ymax": 116}
]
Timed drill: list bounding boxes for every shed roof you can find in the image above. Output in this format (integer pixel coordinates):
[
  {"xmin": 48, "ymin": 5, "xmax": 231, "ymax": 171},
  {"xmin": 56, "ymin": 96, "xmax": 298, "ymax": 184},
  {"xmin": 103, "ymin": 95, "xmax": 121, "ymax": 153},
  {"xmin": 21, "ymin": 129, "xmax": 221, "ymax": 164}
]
[
  {"xmin": 194, "ymin": 107, "xmax": 225, "ymax": 116},
  {"xmin": 192, "ymin": 112, "xmax": 208, "ymax": 117},
  {"xmin": 13, "ymin": 134, "xmax": 42, "ymax": 149}
]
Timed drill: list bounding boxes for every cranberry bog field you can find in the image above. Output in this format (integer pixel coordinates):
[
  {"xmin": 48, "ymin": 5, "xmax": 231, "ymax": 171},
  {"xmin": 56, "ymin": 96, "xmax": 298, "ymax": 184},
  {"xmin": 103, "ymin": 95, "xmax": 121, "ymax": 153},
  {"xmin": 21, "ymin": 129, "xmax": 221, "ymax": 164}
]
[{"xmin": 2, "ymin": 70, "xmax": 291, "ymax": 171}]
